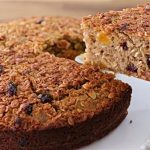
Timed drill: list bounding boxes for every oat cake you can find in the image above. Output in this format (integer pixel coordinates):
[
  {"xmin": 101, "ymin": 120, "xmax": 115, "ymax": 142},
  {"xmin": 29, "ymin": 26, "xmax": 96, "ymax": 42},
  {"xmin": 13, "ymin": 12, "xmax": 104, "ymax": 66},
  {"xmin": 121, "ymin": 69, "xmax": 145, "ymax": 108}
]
[
  {"xmin": 0, "ymin": 49, "xmax": 132, "ymax": 149},
  {"xmin": 82, "ymin": 3, "xmax": 150, "ymax": 81}
]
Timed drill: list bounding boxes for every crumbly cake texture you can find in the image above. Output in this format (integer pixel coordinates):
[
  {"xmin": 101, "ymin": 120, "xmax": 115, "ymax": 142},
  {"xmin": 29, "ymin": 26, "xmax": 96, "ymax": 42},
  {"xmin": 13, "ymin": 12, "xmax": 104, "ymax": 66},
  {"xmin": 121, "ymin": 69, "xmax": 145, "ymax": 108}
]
[
  {"xmin": 82, "ymin": 3, "xmax": 150, "ymax": 81},
  {"xmin": 0, "ymin": 16, "xmax": 85, "ymax": 60},
  {"xmin": 0, "ymin": 50, "xmax": 132, "ymax": 149}
]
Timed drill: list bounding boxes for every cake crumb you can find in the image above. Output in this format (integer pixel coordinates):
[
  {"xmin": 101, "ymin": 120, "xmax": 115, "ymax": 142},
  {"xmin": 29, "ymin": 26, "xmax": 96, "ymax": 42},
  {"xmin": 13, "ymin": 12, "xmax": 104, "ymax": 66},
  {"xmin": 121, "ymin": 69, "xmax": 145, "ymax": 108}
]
[{"xmin": 129, "ymin": 120, "xmax": 133, "ymax": 124}]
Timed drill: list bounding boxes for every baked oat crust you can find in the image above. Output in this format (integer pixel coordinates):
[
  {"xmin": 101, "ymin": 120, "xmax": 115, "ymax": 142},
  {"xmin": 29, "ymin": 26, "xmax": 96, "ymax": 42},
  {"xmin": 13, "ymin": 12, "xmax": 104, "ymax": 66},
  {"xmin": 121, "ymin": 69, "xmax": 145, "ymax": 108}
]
[
  {"xmin": 82, "ymin": 3, "xmax": 150, "ymax": 37},
  {"xmin": 0, "ymin": 50, "xmax": 132, "ymax": 149},
  {"xmin": 0, "ymin": 16, "xmax": 85, "ymax": 59}
]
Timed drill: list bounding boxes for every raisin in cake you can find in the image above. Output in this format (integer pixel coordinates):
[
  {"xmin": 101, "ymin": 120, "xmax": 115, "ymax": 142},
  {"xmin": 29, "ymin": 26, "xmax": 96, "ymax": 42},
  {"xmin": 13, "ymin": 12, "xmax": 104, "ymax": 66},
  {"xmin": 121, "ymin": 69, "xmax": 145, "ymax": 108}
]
[
  {"xmin": 0, "ymin": 50, "xmax": 132, "ymax": 150},
  {"xmin": 82, "ymin": 3, "xmax": 150, "ymax": 81},
  {"xmin": 0, "ymin": 16, "xmax": 85, "ymax": 59}
]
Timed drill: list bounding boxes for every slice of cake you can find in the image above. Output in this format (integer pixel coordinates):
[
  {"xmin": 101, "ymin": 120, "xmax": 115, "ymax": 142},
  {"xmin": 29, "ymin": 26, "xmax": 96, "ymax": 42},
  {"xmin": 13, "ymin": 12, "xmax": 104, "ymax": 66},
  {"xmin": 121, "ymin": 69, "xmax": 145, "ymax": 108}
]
[
  {"xmin": 0, "ymin": 50, "xmax": 132, "ymax": 150},
  {"xmin": 0, "ymin": 16, "xmax": 85, "ymax": 59},
  {"xmin": 82, "ymin": 3, "xmax": 150, "ymax": 81}
]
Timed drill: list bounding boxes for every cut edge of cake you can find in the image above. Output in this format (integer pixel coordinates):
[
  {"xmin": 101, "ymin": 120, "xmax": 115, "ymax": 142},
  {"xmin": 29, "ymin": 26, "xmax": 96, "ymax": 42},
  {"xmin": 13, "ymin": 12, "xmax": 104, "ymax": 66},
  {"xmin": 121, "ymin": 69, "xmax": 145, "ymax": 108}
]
[{"xmin": 82, "ymin": 3, "xmax": 150, "ymax": 81}]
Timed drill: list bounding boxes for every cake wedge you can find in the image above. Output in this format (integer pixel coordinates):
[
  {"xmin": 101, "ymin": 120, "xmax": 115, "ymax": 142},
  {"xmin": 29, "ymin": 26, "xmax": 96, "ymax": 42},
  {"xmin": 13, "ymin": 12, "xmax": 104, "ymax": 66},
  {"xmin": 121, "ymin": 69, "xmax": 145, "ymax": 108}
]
[{"xmin": 82, "ymin": 3, "xmax": 150, "ymax": 81}]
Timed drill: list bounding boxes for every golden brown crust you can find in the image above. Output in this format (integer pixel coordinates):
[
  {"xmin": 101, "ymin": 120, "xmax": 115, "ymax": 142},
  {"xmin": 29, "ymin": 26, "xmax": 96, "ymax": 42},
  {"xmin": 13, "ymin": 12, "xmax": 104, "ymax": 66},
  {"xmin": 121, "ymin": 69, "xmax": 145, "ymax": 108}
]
[
  {"xmin": 0, "ymin": 51, "xmax": 131, "ymax": 149},
  {"xmin": 0, "ymin": 16, "xmax": 84, "ymax": 59},
  {"xmin": 0, "ymin": 50, "xmax": 131, "ymax": 131},
  {"xmin": 82, "ymin": 3, "xmax": 150, "ymax": 37}
]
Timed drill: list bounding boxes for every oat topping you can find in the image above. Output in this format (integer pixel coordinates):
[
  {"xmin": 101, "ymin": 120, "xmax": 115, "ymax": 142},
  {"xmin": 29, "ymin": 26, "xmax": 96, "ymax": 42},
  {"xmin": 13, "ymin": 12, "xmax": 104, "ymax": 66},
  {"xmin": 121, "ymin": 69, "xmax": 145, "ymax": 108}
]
[
  {"xmin": 0, "ymin": 51, "xmax": 131, "ymax": 130},
  {"xmin": 145, "ymin": 4, "xmax": 150, "ymax": 10},
  {"xmin": 82, "ymin": 3, "xmax": 150, "ymax": 36},
  {"xmin": 0, "ymin": 105, "xmax": 6, "ymax": 118},
  {"xmin": 0, "ymin": 16, "xmax": 84, "ymax": 60}
]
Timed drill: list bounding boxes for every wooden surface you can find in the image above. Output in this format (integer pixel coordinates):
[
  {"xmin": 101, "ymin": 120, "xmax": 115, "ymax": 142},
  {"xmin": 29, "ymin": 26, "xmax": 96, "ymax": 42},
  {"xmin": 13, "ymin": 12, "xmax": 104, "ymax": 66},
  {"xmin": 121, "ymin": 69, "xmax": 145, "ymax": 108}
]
[{"xmin": 0, "ymin": 0, "xmax": 149, "ymax": 20}]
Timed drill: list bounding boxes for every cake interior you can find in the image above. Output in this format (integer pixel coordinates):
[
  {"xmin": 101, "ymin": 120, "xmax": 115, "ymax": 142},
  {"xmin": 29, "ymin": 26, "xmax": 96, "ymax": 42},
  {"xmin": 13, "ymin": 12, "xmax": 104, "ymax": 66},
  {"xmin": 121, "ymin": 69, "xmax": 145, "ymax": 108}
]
[{"xmin": 83, "ymin": 27, "xmax": 150, "ymax": 81}]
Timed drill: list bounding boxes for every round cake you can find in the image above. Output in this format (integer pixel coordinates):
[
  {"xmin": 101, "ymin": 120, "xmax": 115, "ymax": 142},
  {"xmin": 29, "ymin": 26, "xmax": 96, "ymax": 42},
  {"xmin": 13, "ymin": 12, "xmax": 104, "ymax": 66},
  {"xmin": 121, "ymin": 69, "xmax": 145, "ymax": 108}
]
[
  {"xmin": 0, "ymin": 50, "xmax": 131, "ymax": 149},
  {"xmin": 0, "ymin": 16, "xmax": 132, "ymax": 150}
]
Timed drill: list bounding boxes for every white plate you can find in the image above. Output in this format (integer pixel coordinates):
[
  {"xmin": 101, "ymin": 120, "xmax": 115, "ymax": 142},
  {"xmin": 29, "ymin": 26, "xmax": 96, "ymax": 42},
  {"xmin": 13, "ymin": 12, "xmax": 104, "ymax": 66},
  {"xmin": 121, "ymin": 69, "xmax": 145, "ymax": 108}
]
[{"xmin": 76, "ymin": 54, "xmax": 150, "ymax": 150}]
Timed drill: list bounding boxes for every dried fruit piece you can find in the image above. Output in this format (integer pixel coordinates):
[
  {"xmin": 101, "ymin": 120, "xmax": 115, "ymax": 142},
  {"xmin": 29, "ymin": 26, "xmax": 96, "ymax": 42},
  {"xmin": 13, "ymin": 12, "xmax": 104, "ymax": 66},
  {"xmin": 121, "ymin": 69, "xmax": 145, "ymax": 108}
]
[
  {"xmin": 147, "ymin": 55, "xmax": 150, "ymax": 69},
  {"xmin": 7, "ymin": 81, "xmax": 17, "ymax": 96},
  {"xmin": 14, "ymin": 117, "xmax": 22, "ymax": 129},
  {"xmin": 119, "ymin": 23, "xmax": 129, "ymax": 31},
  {"xmin": 97, "ymin": 32, "xmax": 111, "ymax": 45},
  {"xmin": 120, "ymin": 42, "xmax": 128, "ymax": 51},
  {"xmin": 0, "ymin": 65, "xmax": 4, "ymax": 74},
  {"xmin": 38, "ymin": 93, "xmax": 53, "ymax": 103},
  {"xmin": 24, "ymin": 104, "xmax": 33, "ymax": 115},
  {"xmin": 126, "ymin": 63, "xmax": 138, "ymax": 73},
  {"xmin": 35, "ymin": 18, "xmax": 44, "ymax": 24}
]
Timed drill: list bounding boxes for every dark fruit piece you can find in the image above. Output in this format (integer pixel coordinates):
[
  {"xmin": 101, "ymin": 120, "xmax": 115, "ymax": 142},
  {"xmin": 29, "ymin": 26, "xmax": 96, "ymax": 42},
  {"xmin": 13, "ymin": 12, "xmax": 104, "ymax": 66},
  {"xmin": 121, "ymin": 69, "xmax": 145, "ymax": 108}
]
[
  {"xmin": 38, "ymin": 93, "xmax": 53, "ymax": 103},
  {"xmin": 24, "ymin": 104, "xmax": 33, "ymax": 115},
  {"xmin": 147, "ymin": 55, "xmax": 150, "ymax": 69},
  {"xmin": 120, "ymin": 42, "xmax": 128, "ymax": 51},
  {"xmin": 126, "ymin": 63, "xmax": 138, "ymax": 72},
  {"xmin": 36, "ymin": 18, "xmax": 44, "ymax": 24},
  {"xmin": 0, "ymin": 65, "xmax": 4, "ymax": 74},
  {"xmin": 7, "ymin": 81, "xmax": 17, "ymax": 96},
  {"xmin": 14, "ymin": 117, "xmax": 22, "ymax": 129},
  {"xmin": 119, "ymin": 23, "xmax": 129, "ymax": 31}
]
